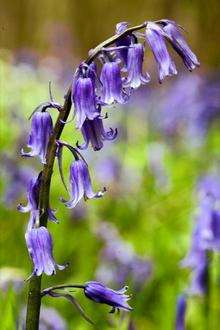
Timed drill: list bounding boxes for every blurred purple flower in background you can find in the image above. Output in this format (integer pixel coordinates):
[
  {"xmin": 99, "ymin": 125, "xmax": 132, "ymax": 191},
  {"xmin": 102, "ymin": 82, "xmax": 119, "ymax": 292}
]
[
  {"xmin": 1, "ymin": 154, "xmax": 35, "ymax": 207},
  {"xmin": 149, "ymin": 73, "xmax": 220, "ymax": 146},
  {"xmin": 175, "ymin": 294, "xmax": 187, "ymax": 330},
  {"xmin": 39, "ymin": 306, "xmax": 67, "ymax": 330},
  {"xmin": 95, "ymin": 156, "xmax": 121, "ymax": 186},
  {"xmin": 147, "ymin": 142, "xmax": 170, "ymax": 190},
  {"xmin": 95, "ymin": 222, "xmax": 152, "ymax": 289},
  {"xmin": 21, "ymin": 111, "xmax": 53, "ymax": 164},
  {"xmin": 181, "ymin": 174, "xmax": 220, "ymax": 296},
  {"xmin": 84, "ymin": 281, "xmax": 132, "ymax": 312},
  {"xmin": 25, "ymin": 226, "xmax": 66, "ymax": 277},
  {"xmin": 21, "ymin": 305, "xmax": 67, "ymax": 330}
]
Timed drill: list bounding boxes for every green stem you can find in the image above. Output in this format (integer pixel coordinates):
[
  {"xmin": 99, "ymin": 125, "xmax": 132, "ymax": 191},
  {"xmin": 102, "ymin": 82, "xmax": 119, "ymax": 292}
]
[{"xmin": 25, "ymin": 22, "xmax": 148, "ymax": 329}]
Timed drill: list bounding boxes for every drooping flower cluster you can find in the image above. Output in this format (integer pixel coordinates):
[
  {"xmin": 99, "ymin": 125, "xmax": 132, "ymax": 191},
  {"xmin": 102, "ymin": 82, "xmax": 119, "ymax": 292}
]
[{"xmin": 72, "ymin": 19, "xmax": 199, "ymax": 152}]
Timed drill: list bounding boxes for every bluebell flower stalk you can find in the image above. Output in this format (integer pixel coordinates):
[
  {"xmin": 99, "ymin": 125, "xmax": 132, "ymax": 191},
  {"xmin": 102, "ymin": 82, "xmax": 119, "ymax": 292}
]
[{"xmin": 22, "ymin": 19, "xmax": 199, "ymax": 330}]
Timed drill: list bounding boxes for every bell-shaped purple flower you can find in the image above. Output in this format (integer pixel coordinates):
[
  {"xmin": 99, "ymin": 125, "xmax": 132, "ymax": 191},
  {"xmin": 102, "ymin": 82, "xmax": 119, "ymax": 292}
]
[
  {"xmin": 61, "ymin": 159, "xmax": 105, "ymax": 208},
  {"xmin": 17, "ymin": 172, "xmax": 58, "ymax": 227},
  {"xmin": 124, "ymin": 43, "xmax": 150, "ymax": 89},
  {"xmin": 100, "ymin": 62, "xmax": 128, "ymax": 105},
  {"xmin": 175, "ymin": 294, "xmax": 187, "ymax": 330},
  {"xmin": 72, "ymin": 76, "xmax": 99, "ymax": 129},
  {"xmin": 17, "ymin": 173, "xmax": 41, "ymax": 213},
  {"xmin": 160, "ymin": 20, "xmax": 200, "ymax": 71},
  {"xmin": 21, "ymin": 111, "xmax": 53, "ymax": 164},
  {"xmin": 145, "ymin": 22, "xmax": 177, "ymax": 82},
  {"xmin": 84, "ymin": 281, "xmax": 132, "ymax": 312},
  {"xmin": 25, "ymin": 226, "xmax": 66, "ymax": 277},
  {"xmin": 77, "ymin": 117, "xmax": 117, "ymax": 151}
]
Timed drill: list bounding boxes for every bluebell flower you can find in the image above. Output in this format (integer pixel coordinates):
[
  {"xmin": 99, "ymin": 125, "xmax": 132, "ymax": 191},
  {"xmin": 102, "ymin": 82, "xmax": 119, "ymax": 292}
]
[
  {"xmin": 25, "ymin": 226, "xmax": 66, "ymax": 277},
  {"xmin": 77, "ymin": 116, "xmax": 117, "ymax": 151},
  {"xmin": 72, "ymin": 76, "xmax": 100, "ymax": 129},
  {"xmin": 17, "ymin": 173, "xmax": 41, "ymax": 213},
  {"xmin": 100, "ymin": 62, "xmax": 128, "ymax": 105},
  {"xmin": 159, "ymin": 20, "xmax": 200, "ymax": 71},
  {"xmin": 17, "ymin": 172, "xmax": 58, "ymax": 229},
  {"xmin": 145, "ymin": 22, "xmax": 177, "ymax": 82},
  {"xmin": 175, "ymin": 294, "xmax": 187, "ymax": 330},
  {"xmin": 21, "ymin": 111, "xmax": 53, "ymax": 164},
  {"xmin": 61, "ymin": 159, "xmax": 105, "ymax": 208},
  {"xmin": 124, "ymin": 43, "xmax": 150, "ymax": 89},
  {"xmin": 84, "ymin": 281, "xmax": 132, "ymax": 312}
]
